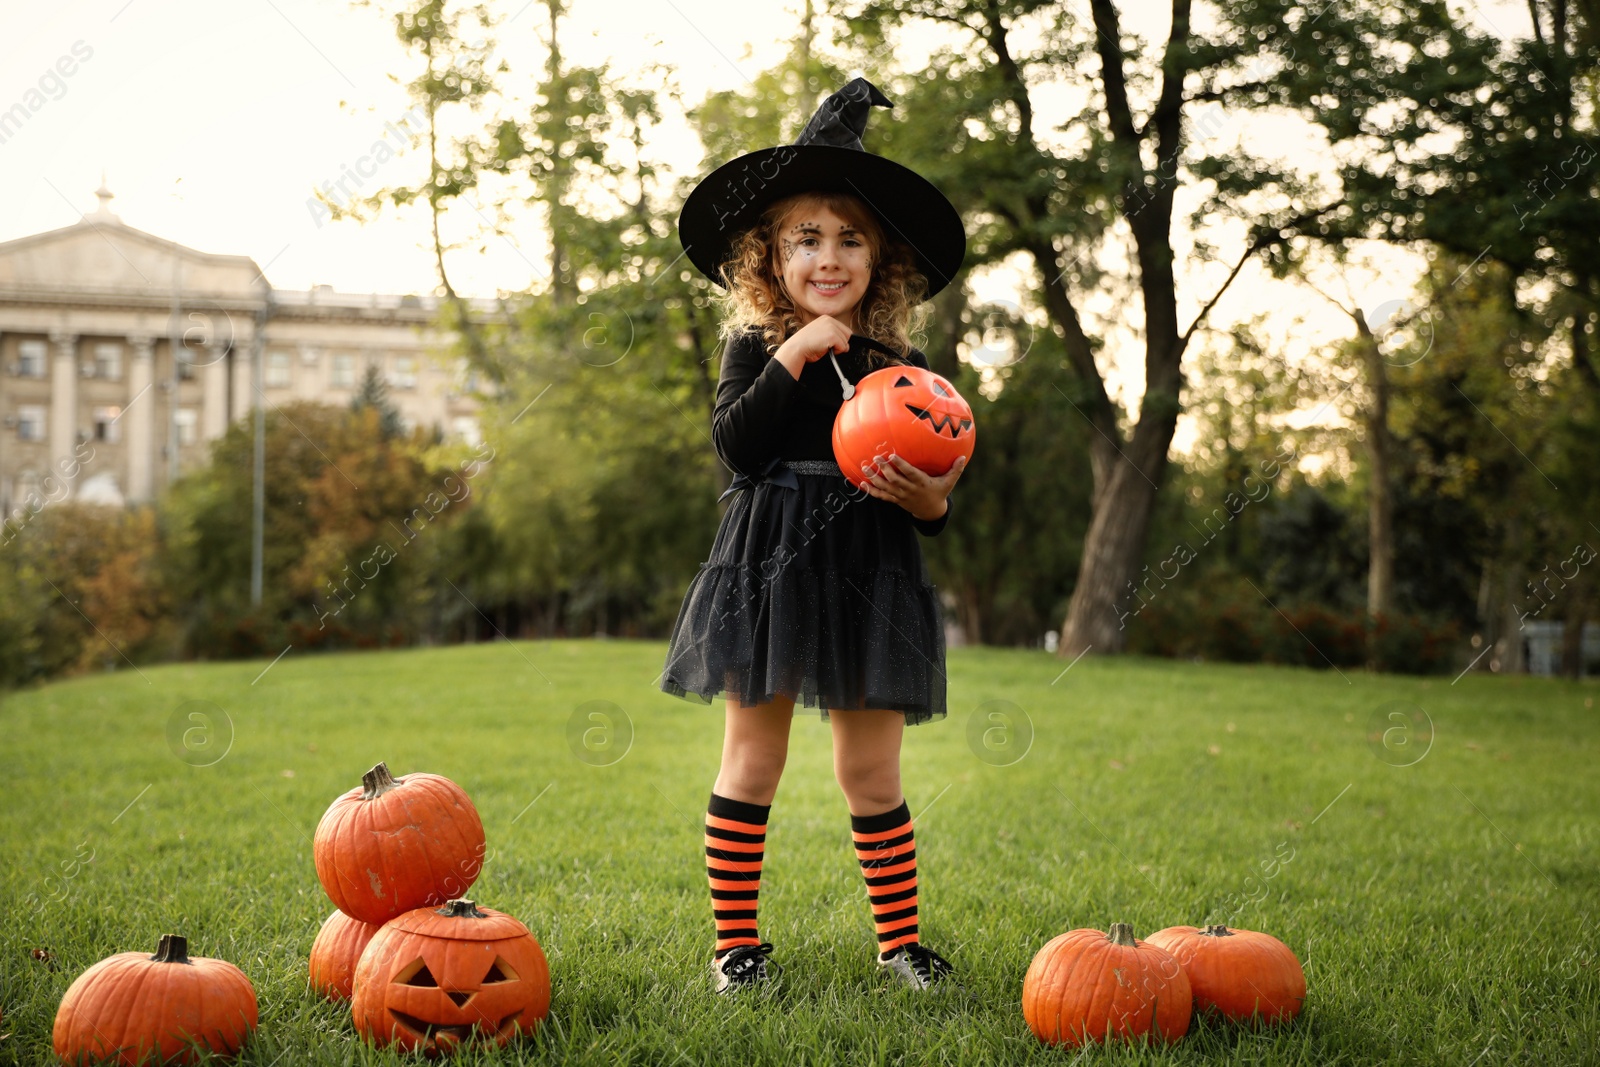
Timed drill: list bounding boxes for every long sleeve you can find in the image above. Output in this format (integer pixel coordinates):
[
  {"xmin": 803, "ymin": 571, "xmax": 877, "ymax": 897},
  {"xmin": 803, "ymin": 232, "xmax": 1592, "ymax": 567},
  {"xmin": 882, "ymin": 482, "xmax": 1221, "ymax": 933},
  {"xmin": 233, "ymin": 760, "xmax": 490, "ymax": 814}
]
[
  {"xmin": 906, "ymin": 346, "xmax": 952, "ymax": 537},
  {"xmin": 910, "ymin": 495, "xmax": 951, "ymax": 537},
  {"xmin": 711, "ymin": 329, "xmax": 800, "ymax": 478}
]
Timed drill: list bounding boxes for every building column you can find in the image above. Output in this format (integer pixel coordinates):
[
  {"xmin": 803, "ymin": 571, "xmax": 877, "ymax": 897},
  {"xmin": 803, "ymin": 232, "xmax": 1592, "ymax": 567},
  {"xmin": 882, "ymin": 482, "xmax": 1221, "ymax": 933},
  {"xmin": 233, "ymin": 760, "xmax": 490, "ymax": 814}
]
[
  {"xmin": 201, "ymin": 345, "xmax": 229, "ymax": 441},
  {"xmin": 126, "ymin": 334, "xmax": 155, "ymax": 503},
  {"xmin": 49, "ymin": 330, "xmax": 78, "ymax": 495},
  {"xmin": 231, "ymin": 345, "xmax": 255, "ymax": 420}
]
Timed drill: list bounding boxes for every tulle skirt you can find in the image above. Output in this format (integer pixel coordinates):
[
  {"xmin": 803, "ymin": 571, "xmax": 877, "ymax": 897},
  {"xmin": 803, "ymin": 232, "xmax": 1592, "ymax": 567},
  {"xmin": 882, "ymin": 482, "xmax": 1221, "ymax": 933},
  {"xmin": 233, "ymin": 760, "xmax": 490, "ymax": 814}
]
[{"xmin": 659, "ymin": 464, "xmax": 947, "ymax": 725}]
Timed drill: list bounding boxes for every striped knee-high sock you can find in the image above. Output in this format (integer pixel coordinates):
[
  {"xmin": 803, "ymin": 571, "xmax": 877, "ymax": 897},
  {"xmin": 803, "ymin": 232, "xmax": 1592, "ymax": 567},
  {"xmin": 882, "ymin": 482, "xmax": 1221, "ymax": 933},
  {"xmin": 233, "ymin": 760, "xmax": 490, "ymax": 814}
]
[
  {"xmin": 705, "ymin": 792, "xmax": 770, "ymax": 960},
  {"xmin": 851, "ymin": 800, "xmax": 919, "ymax": 959}
]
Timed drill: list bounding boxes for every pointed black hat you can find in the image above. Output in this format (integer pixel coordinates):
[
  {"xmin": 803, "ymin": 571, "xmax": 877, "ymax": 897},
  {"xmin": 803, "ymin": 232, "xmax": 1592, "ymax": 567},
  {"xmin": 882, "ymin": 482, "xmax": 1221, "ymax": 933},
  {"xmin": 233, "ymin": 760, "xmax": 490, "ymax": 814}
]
[{"xmin": 678, "ymin": 77, "xmax": 965, "ymax": 300}]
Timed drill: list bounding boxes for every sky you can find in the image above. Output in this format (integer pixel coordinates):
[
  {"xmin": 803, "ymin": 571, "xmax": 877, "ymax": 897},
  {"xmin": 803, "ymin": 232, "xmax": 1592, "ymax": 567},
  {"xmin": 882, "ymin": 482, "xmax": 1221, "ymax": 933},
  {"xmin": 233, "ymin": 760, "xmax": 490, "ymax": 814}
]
[{"xmin": 0, "ymin": 0, "xmax": 1538, "ymax": 451}]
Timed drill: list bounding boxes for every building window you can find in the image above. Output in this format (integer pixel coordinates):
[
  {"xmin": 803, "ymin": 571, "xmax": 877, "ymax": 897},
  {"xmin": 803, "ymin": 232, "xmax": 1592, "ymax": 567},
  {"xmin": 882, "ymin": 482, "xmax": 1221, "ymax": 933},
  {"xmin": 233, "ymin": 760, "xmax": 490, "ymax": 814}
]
[
  {"xmin": 17, "ymin": 405, "xmax": 46, "ymax": 441},
  {"xmin": 331, "ymin": 353, "xmax": 355, "ymax": 388},
  {"xmin": 266, "ymin": 351, "xmax": 291, "ymax": 388},
  {"xmin": 18, "ymin": 340, "xmax": 46, "ymax": 378},
  {"xmin": 391, "ymin": 356, "xmax": 418, "ymax": 390},
  {"xmin": 93, "ymin": 406, "xmax": 123, "ymax": 443},
  {"xmin": 449, "ymin": 357, "xmax": 467, "ymax": 391},
  {"xmin": 177, "ymin": 349, "xmax": 197, "ymax": 380},
  {"xmin": 14, "ymin": 470, "xmax": 42, "ymax": 507},
  {"xmin": 451, "ymin": 415, "xmax": 482, "ymax": 447},
  {"xmin": 175, "ymin": 408, "xmax": 198, "ymax": 445},
  {"xmin": 94, "ymin": 343, "xmax": 122, "ymax": 381}
]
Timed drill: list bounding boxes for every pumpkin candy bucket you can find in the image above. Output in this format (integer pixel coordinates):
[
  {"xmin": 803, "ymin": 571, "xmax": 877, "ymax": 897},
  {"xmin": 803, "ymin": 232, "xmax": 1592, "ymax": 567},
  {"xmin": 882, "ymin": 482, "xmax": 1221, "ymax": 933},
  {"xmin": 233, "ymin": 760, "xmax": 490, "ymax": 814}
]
[{"xmin": 833, "ymin": 364, "xmax": 975, "ymax": 489}]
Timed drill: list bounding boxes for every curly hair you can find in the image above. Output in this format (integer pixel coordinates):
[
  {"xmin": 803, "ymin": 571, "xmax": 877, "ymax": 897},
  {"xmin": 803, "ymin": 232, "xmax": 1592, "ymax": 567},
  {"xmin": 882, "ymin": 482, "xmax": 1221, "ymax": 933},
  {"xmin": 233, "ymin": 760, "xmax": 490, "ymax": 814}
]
[{"xmin": 714, "ymin": 191, "xmax": 930, "ymax": 368}]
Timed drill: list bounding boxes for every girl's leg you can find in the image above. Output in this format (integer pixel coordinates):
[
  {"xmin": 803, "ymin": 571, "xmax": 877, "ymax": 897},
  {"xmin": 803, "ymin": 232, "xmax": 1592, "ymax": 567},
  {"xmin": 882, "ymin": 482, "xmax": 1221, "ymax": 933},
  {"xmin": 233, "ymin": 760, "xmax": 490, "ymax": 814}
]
[
  {"xmin": 830, "ymin": 707, "xmax": 904, "ymax": 814},
  {"xmin": 706, "ymin": 694, "xmax": 794, "ymax": 962},
  {"xmin": 714, "ymin": 693, "xmax": 795, "ymax": 805},
  {"xmin": 830, "ymin": 709, "xmax": 921, "ymax": 960}
]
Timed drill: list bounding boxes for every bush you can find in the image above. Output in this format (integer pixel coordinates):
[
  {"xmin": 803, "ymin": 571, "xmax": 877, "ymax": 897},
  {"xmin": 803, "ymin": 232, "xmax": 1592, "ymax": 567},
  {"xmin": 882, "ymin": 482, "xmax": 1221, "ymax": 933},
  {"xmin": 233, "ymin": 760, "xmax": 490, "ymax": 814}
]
[
  {"xmin": 1271, "ymin": 604, "xmax": 1367, "ymax": 669},
  {"xmin": 0, "ymin": 504, "xmax": 169, "ymax": 690},
  {"xmin": 1370, "ymin": 612, "xmax": 1462, "ymax": 674},
  {"xmin": 1124, "ymin": 569, "xmax": 1461, "ymax": 675}
]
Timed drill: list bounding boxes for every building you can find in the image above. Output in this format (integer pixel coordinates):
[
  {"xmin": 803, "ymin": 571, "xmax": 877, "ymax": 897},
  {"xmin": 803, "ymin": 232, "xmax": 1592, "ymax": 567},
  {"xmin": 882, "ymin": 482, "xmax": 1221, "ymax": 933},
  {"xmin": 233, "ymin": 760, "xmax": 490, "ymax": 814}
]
[
  {"xmin": 0, "ymin": 183, "xmax": 488, "ymax": 517},
  {"xmin": 1521, "ymin": 620, "xmax": 1600, "ymax": 678}
]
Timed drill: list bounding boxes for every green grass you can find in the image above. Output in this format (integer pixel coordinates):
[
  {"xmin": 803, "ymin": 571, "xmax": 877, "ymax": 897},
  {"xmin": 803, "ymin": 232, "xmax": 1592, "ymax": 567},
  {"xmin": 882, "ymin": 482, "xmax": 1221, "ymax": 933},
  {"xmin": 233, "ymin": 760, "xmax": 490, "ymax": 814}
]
[{"xmin": 1, "ymin": 641, "xmax": 1596, "ymax": 1065}]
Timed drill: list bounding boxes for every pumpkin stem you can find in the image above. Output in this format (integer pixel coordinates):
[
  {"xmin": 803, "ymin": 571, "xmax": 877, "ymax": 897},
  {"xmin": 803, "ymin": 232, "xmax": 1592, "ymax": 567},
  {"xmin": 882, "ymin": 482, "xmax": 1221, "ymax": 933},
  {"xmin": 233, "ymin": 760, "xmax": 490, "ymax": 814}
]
[
  {"xmin": 437, "ymin": 898, "xmax": 487, "ymax": 919},
  {"xmin": 361, "ymin": 761, "xmax": 401, "ymax": 800},
  {"xmin": 151, "ymin": 934, "xmax": 190, "ymax": 964},
  {"xmin": 1203, "ymin": 924, "xmax": 1234, "ymax": 937},
  {"xmin": 1106, "ymin": 922, "xmax": 1139, "ymax": 947}
]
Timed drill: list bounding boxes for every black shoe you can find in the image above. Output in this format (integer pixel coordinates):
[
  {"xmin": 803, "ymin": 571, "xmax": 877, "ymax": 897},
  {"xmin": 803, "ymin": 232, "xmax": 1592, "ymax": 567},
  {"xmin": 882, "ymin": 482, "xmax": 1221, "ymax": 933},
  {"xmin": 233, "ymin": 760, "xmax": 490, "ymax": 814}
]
[
  {"xmin": 877, "ymin": 943, "xmax": 956, "ymax": 990},
  {"xmin": 711, "ymin": 942, "xmax": 780, "ymax": 993}
]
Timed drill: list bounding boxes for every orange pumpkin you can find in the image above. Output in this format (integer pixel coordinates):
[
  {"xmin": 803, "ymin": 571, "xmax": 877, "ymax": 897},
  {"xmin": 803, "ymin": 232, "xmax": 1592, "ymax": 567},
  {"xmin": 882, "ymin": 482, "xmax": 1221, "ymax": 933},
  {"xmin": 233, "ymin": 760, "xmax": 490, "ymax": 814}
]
[
  {"xmin": 351, "ymin": 898, "xmax": 550, "ymax": 1054},
  {"xmin": 314, "ymin": 761, "xmax": 486, "ymax": 924},
  {"xmin": 1022, "ymin": 923, "xmax": 1192, "ymax": 1047},
  {"xmin": 833, "ymin": 364, "xmax": 975, "ymax": 490},
  {"xmin": 309, "ymin": 908, "xmax": 383, "ymax": 1002},
  {"xmin": 1145, "ymin": 924, "xmax": 1306, "ymax": 1023},
  {"xmin": 53, "ymin": 934, "xmax": 258, "ymax": 1065}
]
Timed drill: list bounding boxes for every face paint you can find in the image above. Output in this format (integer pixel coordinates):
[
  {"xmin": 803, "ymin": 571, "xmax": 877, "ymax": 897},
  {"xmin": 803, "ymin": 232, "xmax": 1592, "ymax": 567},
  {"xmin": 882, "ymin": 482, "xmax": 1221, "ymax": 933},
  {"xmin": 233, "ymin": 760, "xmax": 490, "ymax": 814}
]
[{"xmin": 773, "ymin": 206, "xmax": 873, "ymax": 328}]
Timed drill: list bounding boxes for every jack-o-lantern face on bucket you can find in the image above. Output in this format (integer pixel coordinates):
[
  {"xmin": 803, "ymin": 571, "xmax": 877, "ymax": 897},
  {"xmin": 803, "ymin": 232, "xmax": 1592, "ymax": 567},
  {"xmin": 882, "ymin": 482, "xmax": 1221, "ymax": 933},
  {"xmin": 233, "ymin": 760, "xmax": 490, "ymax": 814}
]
[
  {"xmin": 833, "ymin": 364, "xmax": 976, "ymax": 490},
  {"xmin": 897, "ymin": 372, "xmax": 972, "ymax": 440},
  {"xmin": 351, "ymin": 898, "xmax": 550, "ymax": 1055}
]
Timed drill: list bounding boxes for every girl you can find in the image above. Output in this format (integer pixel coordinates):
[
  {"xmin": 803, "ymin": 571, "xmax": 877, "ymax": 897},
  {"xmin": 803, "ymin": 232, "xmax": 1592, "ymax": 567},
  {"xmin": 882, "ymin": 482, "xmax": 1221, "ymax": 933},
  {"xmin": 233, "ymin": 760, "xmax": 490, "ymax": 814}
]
[{"xmin": 661, "ymin": 78, "xmax": 969, "ymax": 994}]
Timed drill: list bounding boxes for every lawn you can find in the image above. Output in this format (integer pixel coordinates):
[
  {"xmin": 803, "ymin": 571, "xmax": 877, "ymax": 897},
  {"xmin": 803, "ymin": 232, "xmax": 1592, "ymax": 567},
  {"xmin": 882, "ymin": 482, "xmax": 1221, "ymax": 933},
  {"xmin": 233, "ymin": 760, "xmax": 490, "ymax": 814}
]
[{"xmin": 1, "ymin": 640, "xmax": 1595, "ymax": 1065}]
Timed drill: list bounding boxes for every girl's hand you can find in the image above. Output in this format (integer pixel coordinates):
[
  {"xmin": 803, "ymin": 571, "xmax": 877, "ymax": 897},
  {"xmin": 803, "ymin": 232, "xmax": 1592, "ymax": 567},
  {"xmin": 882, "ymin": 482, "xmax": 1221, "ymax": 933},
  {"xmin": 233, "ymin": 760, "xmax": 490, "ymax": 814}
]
[
  {"xmin": 859, "ymin": 453, "xmax": 967, "ymax": 521},
  {"xmin": 775, "ymin": 316, "xmax": 853, "ymax": 379}
]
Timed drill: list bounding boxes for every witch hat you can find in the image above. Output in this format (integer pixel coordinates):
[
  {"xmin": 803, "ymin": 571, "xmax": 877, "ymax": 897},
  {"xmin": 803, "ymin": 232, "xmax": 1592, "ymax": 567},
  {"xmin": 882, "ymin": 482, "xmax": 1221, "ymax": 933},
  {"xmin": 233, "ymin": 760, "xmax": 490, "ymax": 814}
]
[{"xmin": 678, "ymin": 76, "xmax": 965, "ymax": 300}]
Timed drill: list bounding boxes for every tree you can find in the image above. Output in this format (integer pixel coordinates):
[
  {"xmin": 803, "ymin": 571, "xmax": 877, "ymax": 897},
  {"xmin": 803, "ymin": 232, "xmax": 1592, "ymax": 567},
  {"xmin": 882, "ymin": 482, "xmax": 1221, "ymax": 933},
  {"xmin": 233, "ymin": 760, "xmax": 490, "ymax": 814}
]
[
  {"xmin": 330, "ymin": 0, "xmax": 507, "ymax": 375},
  {"xmin": 351, "ymin": 362, "xmax": 405, "ymax": 440},
  {"xmin": 919, "ymin": 321, "xmax": 1095, "ymax": 646},
  {"xmin": 1209, "ymin": 0, "xmax": 1597, "ymax": 672},
  {"xmin": 845, "ymin": 0, "xmax": 1400, "ymax": 655},
  {"xmin": 1292, "ymin": 265, "xmax": 1407, "ymax": 624},
  {"xmin": 1379, "ymin": 253, "xmax": 1559, "ymax": 671},
  {"xmin": 160, "ymin": 402, "xmax": 467, "ymax": 655},
  {"xmin": 0, "ymin": 504, "xmax": 168, "ymax": 686}
]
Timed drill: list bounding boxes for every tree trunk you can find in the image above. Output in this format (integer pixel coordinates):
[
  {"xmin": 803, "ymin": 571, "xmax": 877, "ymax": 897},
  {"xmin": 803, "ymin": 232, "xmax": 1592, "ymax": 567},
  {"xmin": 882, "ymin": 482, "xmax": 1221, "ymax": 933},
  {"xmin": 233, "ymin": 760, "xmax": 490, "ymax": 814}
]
[
  {"xmin": 1561, "ymin": 573, "xmax": 1589, "ymax": 679},
  {"xmin": 1359, "ymin": 327, "xmax": 1395, "ymax": 621},
  {"xmin": 1059, "ymin": 391, "xmax": 1178, "ymax": 656},
  {"xmin": 544, "ymin": 0, "xmax": 576, "ymax": 306},
  {"xmin": 958, "ymin": 579, "xmax": 983, "ymax": 647},
  {"xmin": 1572, "ymin": 310, "xmax": 1600, "ymax": 391},
  {"xmin": 1484, "ymin": 515, "xmax": 1523, "ymax": 668}
]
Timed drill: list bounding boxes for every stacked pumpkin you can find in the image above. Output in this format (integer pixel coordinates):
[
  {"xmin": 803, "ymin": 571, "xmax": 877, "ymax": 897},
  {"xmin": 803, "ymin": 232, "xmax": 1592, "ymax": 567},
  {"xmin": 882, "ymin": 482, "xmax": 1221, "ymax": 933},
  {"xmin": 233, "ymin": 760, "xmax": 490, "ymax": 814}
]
[
  {"xmin": 308, "ymin": 761, "xmax": 550, "ymax": 1055},
  {"xmin": 1022, "ymin": 922, "xmax": 1305, "ymax": 1048}
]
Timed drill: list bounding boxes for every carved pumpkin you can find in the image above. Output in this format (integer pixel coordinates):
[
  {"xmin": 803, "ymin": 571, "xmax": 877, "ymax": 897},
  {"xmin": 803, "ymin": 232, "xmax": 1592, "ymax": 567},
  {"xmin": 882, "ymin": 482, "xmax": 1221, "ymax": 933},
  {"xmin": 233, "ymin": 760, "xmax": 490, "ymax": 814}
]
[
  {"xmin": 53, "ymin": 934, "xmax": 258, "ymax": 1065},
  {"xmin": 314, "ymin": 761, "xmax": 486, "ymax": 924},
  {"xmin": 1022, "ymin": 923, "xmax": 1191, "ymax": 1047},
  {"xmin": 833, "ymin": 365, "xmax": 975, "ymax": 490},
  {"xmin": 309, "ymin": 908, "xmax": 383, "ymax": 1002},
  {"xmin": 351, "ymin": 898, "xmax": 550, "ymax": 1054},
  {"xmin": 1145, "ymin": 924, "xmax": 1306, "ymax": 1023}
]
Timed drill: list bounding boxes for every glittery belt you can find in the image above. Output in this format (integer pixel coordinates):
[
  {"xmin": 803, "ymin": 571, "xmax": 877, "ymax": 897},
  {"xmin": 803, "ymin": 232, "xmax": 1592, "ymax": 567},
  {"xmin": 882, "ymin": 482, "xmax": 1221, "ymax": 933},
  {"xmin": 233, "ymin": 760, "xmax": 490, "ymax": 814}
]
[{"xmin": 718, "ymin": 458, "xmax": 843, "ymax": 502}]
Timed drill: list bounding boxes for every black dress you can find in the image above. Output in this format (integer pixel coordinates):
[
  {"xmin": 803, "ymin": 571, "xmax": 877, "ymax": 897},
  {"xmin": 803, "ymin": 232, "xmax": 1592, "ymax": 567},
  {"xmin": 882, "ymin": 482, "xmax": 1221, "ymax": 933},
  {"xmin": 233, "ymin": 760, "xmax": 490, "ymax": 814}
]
[{"xmin": 659, "ymin": 328, "xmax": 951, "ymax": 726}]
